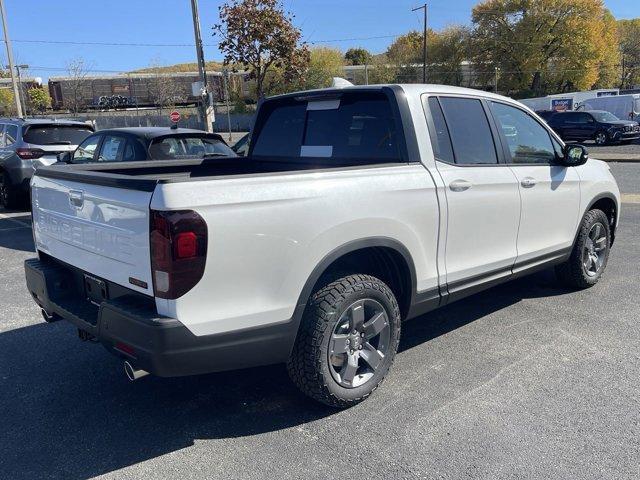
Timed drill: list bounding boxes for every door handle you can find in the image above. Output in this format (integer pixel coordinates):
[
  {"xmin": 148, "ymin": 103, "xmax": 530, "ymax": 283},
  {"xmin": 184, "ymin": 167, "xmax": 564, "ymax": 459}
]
[
  {"xmin": 449, "ymin": 180, "xmax": 472, "ymax": 192},
  {"xmin": 520, "ymin": 177, "xmax": 536, "ymax": 188}
]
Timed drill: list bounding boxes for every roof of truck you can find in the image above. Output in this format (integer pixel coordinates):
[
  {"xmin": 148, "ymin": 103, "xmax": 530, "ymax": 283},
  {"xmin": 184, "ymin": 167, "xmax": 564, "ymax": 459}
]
[{"xmin": 265, "ymin": 83, "xmax": 520, "ymax": 105}]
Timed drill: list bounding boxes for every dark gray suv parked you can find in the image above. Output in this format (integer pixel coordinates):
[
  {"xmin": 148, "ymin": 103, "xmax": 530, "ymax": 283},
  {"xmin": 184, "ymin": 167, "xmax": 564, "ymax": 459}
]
[{"xmin": 0, "ymin": 119, "xmax": 94, "ymax": 209}]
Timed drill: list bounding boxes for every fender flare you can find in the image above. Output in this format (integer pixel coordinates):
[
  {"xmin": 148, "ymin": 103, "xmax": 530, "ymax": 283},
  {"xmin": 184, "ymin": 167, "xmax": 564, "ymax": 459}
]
[
  {"xmin": 571, "ymin": 192, "xmax": 619, "ymax": 249},
  {"xmin": 284, "ymin": 237, "xmax": 418, "ymax": 350}
]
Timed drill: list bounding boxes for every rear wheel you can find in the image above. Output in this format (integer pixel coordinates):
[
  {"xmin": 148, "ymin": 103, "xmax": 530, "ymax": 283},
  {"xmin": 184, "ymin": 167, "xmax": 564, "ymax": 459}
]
[
  {"xmin": 556, "ymin": 209, "xmax": 611, "ymax": 289},
  {"xmin": 287, "ymin": 274, "xmax": 401, "ymax": 408},
  {"xmin": 594, "ymin": 131, "xmax": 609, "ymax": 146},
  {"xmin": 0, "ymin": 171, "xmax": 22, "ymax": 210}
]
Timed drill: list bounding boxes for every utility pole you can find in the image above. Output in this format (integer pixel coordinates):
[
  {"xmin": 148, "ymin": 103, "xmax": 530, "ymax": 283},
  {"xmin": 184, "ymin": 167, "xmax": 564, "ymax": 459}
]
[
  {"xmin": 190, "ymin": 0, "xmax": 214, "ymax": 132},
  {"xmin": 0, "ymin": 0, "xmax": 23, "ymax": 117},
  {"xmin": 412, "ymin": 3, "xmax": 428, "ymax": 83},
  {"xmin": 364, "ymin": 63, "xmax": 369, "ymax": 85},
  {"xmin": 222, "ymin": 69, "xmax": 232, "ymax": 142},
  {"xmin": 494, "ymin": 66, "xmax": 499, "ymax": 95},
  {"xmin": 15, "ymin": 64, "xmax": 27, "ymax": 117}
]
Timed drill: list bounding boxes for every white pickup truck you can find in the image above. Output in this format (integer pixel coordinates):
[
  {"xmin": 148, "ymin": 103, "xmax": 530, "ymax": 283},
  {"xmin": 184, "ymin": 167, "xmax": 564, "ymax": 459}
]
[{"xmin": 25, "ymin": 84, "xmax": 620, "ymax": 407}]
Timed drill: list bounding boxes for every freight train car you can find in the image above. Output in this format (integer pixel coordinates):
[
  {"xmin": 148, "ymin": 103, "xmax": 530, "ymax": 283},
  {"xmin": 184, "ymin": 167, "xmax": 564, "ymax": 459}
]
[{"xmin": 48, "ymin": 71, "xmax": 251, "ymax": 111}]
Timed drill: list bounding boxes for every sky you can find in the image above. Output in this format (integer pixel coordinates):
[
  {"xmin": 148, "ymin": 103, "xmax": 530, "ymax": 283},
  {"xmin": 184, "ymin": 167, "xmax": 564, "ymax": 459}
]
[{"xmin": 2, "ymin": 0, "xmax": 638, "ymax": 81}]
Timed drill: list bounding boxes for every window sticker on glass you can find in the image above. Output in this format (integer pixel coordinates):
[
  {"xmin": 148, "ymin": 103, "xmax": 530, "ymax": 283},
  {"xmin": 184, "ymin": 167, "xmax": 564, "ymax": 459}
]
[{"xmin": 301, "ymin": 145, "xmax": 333, "ymax": 157}]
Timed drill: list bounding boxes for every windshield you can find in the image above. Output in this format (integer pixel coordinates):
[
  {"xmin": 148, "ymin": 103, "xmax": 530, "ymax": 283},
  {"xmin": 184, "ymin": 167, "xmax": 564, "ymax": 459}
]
[
  {"xmin": 148, "ymin": 136, "xmax": 235, "ymax": 159},
  {"xmin": 590, "ymin": 111, "xmax": 620, "ymax": 123},
  {"xmin": 23, "ymin": 125, "xmax": 94, "ymax": 146}
]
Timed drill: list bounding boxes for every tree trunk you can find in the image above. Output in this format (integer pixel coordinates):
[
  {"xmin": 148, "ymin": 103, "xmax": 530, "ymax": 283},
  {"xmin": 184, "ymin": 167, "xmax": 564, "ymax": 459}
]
[{"xmin": 530, "ymin": 71, "xmax": 542, "ymax": 96}]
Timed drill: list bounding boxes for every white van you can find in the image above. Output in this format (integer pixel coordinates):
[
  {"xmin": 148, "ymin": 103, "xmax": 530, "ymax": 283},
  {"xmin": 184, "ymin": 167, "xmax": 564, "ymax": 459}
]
[{"xmin": 580, "ymin": 94, "xmax": 640, "ymax": 121}]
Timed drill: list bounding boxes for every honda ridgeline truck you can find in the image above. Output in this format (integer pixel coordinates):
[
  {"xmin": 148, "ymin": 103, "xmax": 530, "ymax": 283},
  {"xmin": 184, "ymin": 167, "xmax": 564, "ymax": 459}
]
[{"xmin": 24, "ymin": 84, "xmax": 620, "ymax": 407}]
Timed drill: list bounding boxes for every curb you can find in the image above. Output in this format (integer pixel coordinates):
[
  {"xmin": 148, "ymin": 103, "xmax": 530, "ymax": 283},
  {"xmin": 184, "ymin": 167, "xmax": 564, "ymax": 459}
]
[{"xmin": 592, "ymin": 155, "xmax": 640, "ymax": 163}]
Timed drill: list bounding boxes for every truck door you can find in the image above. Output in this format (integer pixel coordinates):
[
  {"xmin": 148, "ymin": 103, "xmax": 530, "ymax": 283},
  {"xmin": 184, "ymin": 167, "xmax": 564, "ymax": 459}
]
[
  {"xmin": 488, "ymin": 101, "xmax": 581, "ymax": 270},
  {"xmin": 424, "ymin": 96, "xmax": 521, "ymax": 300}
]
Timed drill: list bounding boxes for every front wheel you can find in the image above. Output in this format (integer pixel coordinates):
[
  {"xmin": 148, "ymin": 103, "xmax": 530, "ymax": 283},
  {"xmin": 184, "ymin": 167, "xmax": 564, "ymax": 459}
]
[
  {"xmin": 556, "ymin": 209, "xmax": 611, "ymax": 289},
  {"xmin": 287, "ymin": 274, "xmax": 401, "ymax": 408}
]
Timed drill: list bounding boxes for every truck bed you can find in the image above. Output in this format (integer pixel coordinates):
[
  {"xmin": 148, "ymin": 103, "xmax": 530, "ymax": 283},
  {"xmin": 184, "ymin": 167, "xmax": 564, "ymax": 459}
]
[{"xmin": 36, "ymin": 156, "xmax": 394, "ymax": 190}]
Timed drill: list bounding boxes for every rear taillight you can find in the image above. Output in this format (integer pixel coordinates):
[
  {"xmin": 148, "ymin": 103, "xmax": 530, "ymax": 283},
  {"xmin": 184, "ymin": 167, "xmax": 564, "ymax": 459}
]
[
  {"xmin": 150, "ymin": 210, "xmax": 207, "ymax": 299},
  {"xmin": 16, "ymin": 148, "xmax": 45, "ymax": 160}
]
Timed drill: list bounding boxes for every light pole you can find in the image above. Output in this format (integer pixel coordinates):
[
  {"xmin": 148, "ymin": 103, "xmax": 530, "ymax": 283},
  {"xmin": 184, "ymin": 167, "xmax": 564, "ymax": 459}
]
[
  {"xmin": 15, "ymin": 64, "xmax": 28, "ymax": 117},
  {"xmin": 190, "ymin": 0, "xmax": 214, "ymax": 132},
  {"xmin": 0, "ymin": 0, "xmax": 23, "ymax": 117},
  {"xmin": 411, "ymin": 3, "xmax": 428, "ymax": 83}
]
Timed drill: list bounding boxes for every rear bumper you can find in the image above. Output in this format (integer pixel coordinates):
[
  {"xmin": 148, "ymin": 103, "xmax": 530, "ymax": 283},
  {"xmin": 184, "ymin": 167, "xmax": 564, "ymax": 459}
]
[{"xmin": 24, "ymin": 256, "xmax": 295, "ymax": 377}]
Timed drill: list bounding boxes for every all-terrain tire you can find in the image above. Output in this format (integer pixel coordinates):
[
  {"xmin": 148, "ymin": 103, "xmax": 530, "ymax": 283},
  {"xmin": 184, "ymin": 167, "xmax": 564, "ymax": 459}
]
[
  {"xmin": 287, "ymin": 274, "xmax": 401, "ymax": 408},
  {"xmin": 556, "ymin": 209, "xmax": 611, "ymax": 289}
]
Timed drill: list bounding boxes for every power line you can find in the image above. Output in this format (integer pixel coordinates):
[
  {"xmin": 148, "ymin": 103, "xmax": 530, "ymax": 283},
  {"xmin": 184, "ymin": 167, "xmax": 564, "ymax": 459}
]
[
  {"xmin": 2, "ymin": 33, "xmax": 410, "ymax": 49},
  {"xmin": 307, "ymin": 34, "xmax": 403, "ymax": 44},
  {"xmin": 3, "ymin": 38, "xmax": 219, "ymax": 47}
]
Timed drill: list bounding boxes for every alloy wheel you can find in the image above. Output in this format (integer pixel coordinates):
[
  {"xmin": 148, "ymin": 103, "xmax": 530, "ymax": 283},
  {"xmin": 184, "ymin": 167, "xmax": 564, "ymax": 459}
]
[
  {"xmin": 328, "ymin": 298, "xmax": 391, "ymax": 388},
  {"xmin": 583, "ymin": 222, "xmax": 607, "ymax": 277},
  {"xmin": 595, "ymin": 132, "xmax": 607, "ymax": 145}
]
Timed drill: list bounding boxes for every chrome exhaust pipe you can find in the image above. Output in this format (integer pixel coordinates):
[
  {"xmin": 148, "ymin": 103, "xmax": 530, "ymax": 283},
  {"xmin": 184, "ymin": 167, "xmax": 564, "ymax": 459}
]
[{"xmin": 124, "ymin": 361, "xmax": 149, "ymax": 381}]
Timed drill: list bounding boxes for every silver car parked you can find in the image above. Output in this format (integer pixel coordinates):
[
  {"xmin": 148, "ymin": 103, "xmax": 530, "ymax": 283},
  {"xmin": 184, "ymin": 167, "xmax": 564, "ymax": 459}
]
[{"xmin": 0, "ymin": 119, "xmax": 94, "ymax": 209}]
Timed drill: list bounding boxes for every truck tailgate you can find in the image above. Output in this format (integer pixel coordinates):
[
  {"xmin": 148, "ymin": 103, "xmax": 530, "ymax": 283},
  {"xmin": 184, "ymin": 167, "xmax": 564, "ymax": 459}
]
[{"xmin": 31, "ymin": 174, "xmax": 154, "ymax": 295}]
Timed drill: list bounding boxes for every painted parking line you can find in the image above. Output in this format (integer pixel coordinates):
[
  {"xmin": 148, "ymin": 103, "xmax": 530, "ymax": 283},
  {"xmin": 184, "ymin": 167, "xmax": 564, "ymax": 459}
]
[{"xmin": 621, "ymin": 194, "xmax": 640, "ymax": 204}]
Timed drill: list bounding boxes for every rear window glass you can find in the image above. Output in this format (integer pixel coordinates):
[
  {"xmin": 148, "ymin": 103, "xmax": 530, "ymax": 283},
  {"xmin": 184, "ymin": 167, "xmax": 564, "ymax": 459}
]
[
  {"xmin": 23, "ymin": 125, "xmax": 93, "ymax": 146},
  {"xmin": 149, "ymin": 136, "xmax": 235, "ymax": 159},
  {"xmin": 251, "ymin": 92, "xmax": 402, "ymax": 163},
  {"xmin": 251, "ymin": 103, "xmax": 306, "ymax": 158}
]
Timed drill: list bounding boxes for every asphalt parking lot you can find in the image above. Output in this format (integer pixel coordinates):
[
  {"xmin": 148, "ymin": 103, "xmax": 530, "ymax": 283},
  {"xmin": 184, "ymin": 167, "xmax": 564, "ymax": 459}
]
[{"xmin": 0, "ymin": 164, "xmax": 639, "ymax": 480}]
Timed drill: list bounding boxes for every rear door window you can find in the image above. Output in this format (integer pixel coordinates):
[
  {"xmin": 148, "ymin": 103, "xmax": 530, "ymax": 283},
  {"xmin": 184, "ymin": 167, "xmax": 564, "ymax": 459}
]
[
  {"xmin": 438, "ymin": 97, "xmax": 498, "ymax": 165},
  {"xmin": 123, "ymin": 141, "xmax": 137, "ymax": 161},
  {"xmin": 5, "ymin": 125, "xmax": 18, "ymax": 146},
  {"xmin": 251, "ymin": 92, "xmax": 402, "ymax": 163},
  {"xmin": 23, "ymin": 125, "xmax": 93, "ymax": 146},
  {"xmin": 97, "ymin": 135, "xmax": 126, "ymax": 162},
  {"xmin": 425, "ymin": 97, "xmax": 454, "ymax": 164},
  {"xmin": 565, "ymin": 113, "xmax": 587, "ymax": 124}
]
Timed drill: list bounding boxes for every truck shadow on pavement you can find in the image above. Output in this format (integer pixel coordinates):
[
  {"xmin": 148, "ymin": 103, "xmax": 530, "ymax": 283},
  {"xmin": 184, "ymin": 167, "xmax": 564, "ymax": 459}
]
[
  {"xmin": 0, "ymin": 214, "xmax": 35, "ymax": 253},
  {"xmin": 0, "ymin": 270, "xmax": 569, "ymax": 480}
]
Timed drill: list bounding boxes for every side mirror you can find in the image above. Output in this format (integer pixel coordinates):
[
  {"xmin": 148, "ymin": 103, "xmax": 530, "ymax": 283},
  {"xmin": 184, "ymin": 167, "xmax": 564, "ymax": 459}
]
[
  {"xmin": 560, "ymin": 144, "xmax": 588, "ymax": 167},
  {"xmin": 56, "ymin": 152, "xmax": 71, "ymax": 164}
]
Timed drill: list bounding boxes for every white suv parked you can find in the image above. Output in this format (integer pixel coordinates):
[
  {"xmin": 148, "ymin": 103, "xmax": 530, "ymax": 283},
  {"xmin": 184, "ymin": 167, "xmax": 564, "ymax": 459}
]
[{"xmin": 25, "ymin": 84, "xmax": 620, "ymax": 407}]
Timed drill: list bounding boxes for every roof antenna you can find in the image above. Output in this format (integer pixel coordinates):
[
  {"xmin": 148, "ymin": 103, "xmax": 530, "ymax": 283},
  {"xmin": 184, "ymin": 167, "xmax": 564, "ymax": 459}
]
[{"xmin": 331, "ymin": 77, "xmax": 354, "ymax": 88}]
